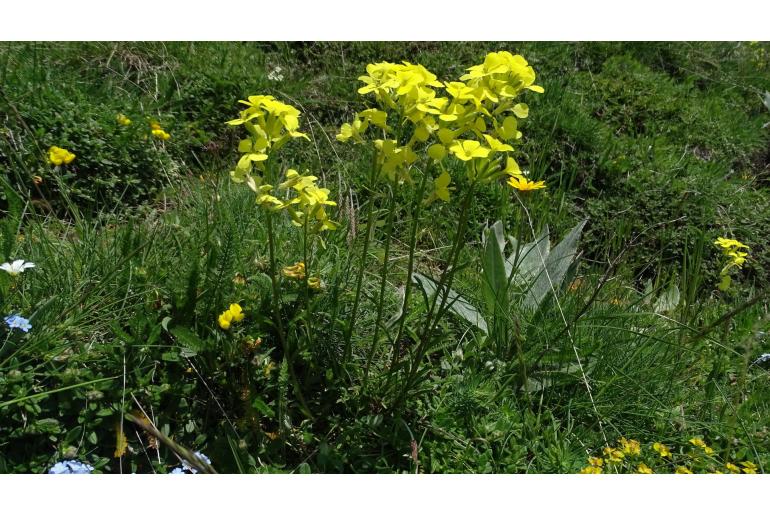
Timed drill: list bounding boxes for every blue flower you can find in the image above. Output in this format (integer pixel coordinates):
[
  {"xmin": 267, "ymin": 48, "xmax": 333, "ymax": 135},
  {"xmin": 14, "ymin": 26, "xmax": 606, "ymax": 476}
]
[
  {"xmin": 48, "ymin": 460, "xmax": 94, "ymax": 474},
  {"xmin": 751, "ymin": 353, "xmax": 770, "ymax": 368},
  {"xmin": 169, "ymin": 451, "xmax": 211, "ymax": 474},
  {"xmin": 5, "ymin": 314, "xmax": 31, "ymax": 333}
]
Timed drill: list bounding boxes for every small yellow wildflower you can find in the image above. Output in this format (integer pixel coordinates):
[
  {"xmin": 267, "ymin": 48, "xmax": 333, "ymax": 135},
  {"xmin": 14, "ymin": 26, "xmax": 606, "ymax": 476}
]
[
  {"xmin": 619, "ymin": 437, "xmax": 641, "ymax": 456},
  {"xmin": 218, "ymin": 303, "xmax": 245, "ymax": 330},
  {"xmin": 282, "ymin": 262, "xmax": 306, "ymax": 281},
  {"xmin": 675, "ymin": 466, "xmax": 692, "ymax": 474},
  {"xmin": 653, "ymin": 442, "xmax": 671, "ymax": 458},
  {"xmin": 714, "ymin": 237, "xmax": 749, "ymax": 251},
  {"xmin": 48, "ymin": 146, "xmax": 76, "ymax": 166},
  {"xmin": 152, "ymin": 129, "xmax": 171, "ymax": 140},
  {"xmin": 688, "ymin": 437, "xmax": 714, "ymax": 455},
  {"xmin": 588, "ymin": 457, "xmax": 604, "ymax": 467},
  {"xmin": 507, "ymin": 175, "xmax": 546, "ymax": 192},
  {"xmin": 448, "ymin": 139, "xmax": 490, "ymax": 161},
  {"xmin": 740, "ymin": 461, "xmax": 758, "ymax": 474},
  {"xmin": 725, "ymin": 462, "xmax": 741, "ymax": 474},
  {"xmin": 579, "ymin": 465, "xmax": 602, "ymax": 474},
  {"xmin": 116, "ymin": 113, "xmax": 132, "ymax": 126},
  {"xmin": 637, "ymin": 463, "xmax": 653, "ymax": 474},
  {"xmin": 307, "ymin": 276, "xmax": 323, "ymax": 290},
  {"xmin": 427, "ymin": 171, "xmax": 453, "ymax": 203},
  {"xmin": 603, "ymin": 447, "xmax": 625, "ymax": 463}
]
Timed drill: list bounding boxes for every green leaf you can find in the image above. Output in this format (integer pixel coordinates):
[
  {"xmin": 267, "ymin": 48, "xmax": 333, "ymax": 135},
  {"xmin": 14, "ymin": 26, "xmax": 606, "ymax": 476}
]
[
  {"xmin": 251, "ymin": 397, "xmax": 275, "ymax": 418},
  {"xmin": 481, "ymin": 221, "xmax": 510, "ymax": 334},
  {"xmin": 654, "ymin": 283, "xmax": 680, "ymax": 314},
  {"xmin": 412, "ymin": 273, "xmax": 488, "ymax": 333},
  {"xmin": 522, "ymin": 220, "xmax": 586, "ymax": 312},
  {"xmin": 170, "ymin": 326, "xmax": 206, "ymax": 355}
]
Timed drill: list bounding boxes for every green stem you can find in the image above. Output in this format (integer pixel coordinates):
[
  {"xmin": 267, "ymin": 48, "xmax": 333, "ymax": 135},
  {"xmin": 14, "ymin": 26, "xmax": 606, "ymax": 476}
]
[
  {"xmin": 387, "ymin": 171, "xmax": 428, "ymax": 383},
  {"xmin": 342, "ymin": 152, "xmax": 379, "ymax": 365},
  {"xmin": 266, "ymin": 211, "xmax": 313, "ymax": 420},
  {"xmin": 362, "ymin": 185, "xmax": 396, "ymax": 389},
  {"xmin": 394, "ymin": 182, "xmax": 475, "ymax": 409}
]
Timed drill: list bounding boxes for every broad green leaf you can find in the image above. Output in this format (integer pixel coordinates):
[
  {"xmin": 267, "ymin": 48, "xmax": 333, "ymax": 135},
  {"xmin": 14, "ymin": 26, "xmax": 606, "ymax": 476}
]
[
  {"xmin": 522, "ymin": 220, "xmax": 586, "ymax": 311},
  {"xmin": 654, "ymin": 283, "xmax": 680, "ymax": 313},
  {"xmin": 412, "ymin": 272, "xmax": 488, "ymax": 333},
  {"xmin": 481, "ymin": 222, "xmax": 510, "ymax": 326}
]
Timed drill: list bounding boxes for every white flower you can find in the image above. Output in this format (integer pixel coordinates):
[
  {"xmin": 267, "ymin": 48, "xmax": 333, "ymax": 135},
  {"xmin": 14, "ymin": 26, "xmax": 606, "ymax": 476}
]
[
  {"xmin": 267, "ymin": 65, "xmax": 284, "ymax": 82},
  {"xmin": 0, "ymin": 259, "xmax": 35, "ymax": 276}
]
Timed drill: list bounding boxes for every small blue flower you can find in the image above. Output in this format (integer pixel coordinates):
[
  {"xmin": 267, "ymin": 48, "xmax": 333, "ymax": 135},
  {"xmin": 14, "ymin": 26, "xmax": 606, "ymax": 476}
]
[
  {"xmin": 48, "ymin": 460, "xmax": 94, "ymax": 474},
  {"xmin": 751, "ymin": 353, "xmax": 770, "ymax": 368},
  {"xmin": 170, "ymin": 451, "xmax": 211, "ymax": 474},
  {"xmin": 5, "ymin": 314, "xmax": 31, "ymax": 333}
]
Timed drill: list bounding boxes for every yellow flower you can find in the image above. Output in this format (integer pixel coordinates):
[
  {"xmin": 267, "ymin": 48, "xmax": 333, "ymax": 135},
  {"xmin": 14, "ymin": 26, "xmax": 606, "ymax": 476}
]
[
  {"xmin": 652, "ymin": 442, "xmax": 671, "ymax": 458},
  {"xmin": 688, "ymin": 437, "xmax": 714, "ymax": 455},
  {"xmin": 637, "ymin": 463, "xmax": 653, "ymax": 474},
  {"xmin": 579, "ymin": 465, "xmax": 602, "ymax": 474},
  {"xmin": 603, "ymin": 447, "xmax": 625, "ymax": 463},
  {"xmin": 218, "ymin": 311, "xmax": 233, "ymax": 330},
  {"xmin": 427, "ymin": 143, "xmax": 447, "ymax": 161},
  {"xmin": 448, "ymin": 139, "xmax": 490, "ymax": 161},
  {"xmin": 588, "ymin": 457, "xmax": 604, "ymax": 467},
  {"xmin": 152, "ymin": 129, "xmax": 171, "ymax": 140},
  {"xmin": 255, "ymin": 185, "xmax": 286, "ymax": 211},
  {"xmin": 228, "ymin": 303, "xmax": 245, "ymax": 322},
  {"xmin": 282, "ymin": 262, "xmax": 306, "ymax": 281},
  {"xmin": 507, "ymin": 175, "xmax": 545, "ymax": 192},
  {"xmin": 619, "ymin": 437, "xmax": 641, "ymax": 456},
  {"xmin": 218, "ymin": 303, "xmax": 245, "ymax": 330},
  {"xmin": 675, "ymin": 466, "xmax": 692, "ymax": 474},
  {"xmin": 714, "ymin": 237, "xmax": 748, "ymax": 251},
  {"xmin": 116, "ymin": 113, "xmax": 132, "ymax": 126},
  {"xmin": 740, "ymin": 461, "xmax": 758, "ymax": 474},
  {"xmin": 482, "ymin": 134, "xmax": 514, "ymax": 153},
  {"xmin": 427, "ymin": 171, "xmax": 453, "ymax": 203},
  {"xmin": 48, "ymin": 146, "xmax": 76, "ymax": 166},
  {"xmin": 725, "ymin": 463, "xmax": 741, "ymax": 474},
  {"xmin": 307, "ymin": 276, "xmax": 323, "ymax": 290}
]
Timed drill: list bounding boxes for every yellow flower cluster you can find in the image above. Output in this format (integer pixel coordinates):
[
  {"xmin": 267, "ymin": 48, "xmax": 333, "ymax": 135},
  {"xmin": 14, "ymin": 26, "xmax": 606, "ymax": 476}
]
[
  {"xmin": 282, "ymin": 261, "xmax": 323, "ymax": 290},
  {"xmin": 336, "ymin": 51, "xmax": 545, "ymax": 199},
  {"xmin": 282, "ymin": 262, "xmax": 306, "ymax": 280},
  {"xmin": 218, "ymin": 303, "xmax": 245, "ymax": 330},
  {"xmin": 227, "ymin": 95, "xmax": 309, "ymax": 184},
  {"xmin": 714, "ymin": 237, "xmax": 749, "ymax": 290},
  {"xmin": 150, "ymin": 121, "xmax": 171, "ymax": 140},
  {"xmin": 48, "ymin": 146, "xmax": 76, "ymax": 166},
  {"xmin": 227, "ymin": 96, "xmax": 336, "ymax": 232},
  {"xmin": 253, "ymin": 169, "xmax": 337, "ymax": 232},
  {"xmin": 581, "ymin": 436, "xmax": 762, "ymax": 474},
  {"xmin": 116, "ymin": 113, "xmax": 132, "ymax": 126}
]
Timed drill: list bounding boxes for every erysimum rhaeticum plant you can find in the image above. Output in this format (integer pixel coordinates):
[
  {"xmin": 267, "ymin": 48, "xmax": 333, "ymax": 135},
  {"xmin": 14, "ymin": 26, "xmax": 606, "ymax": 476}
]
[
  {"xmin": 335, "ymin": 51, "xmax": 546, "ymax": 405},
  {"xmin": 226, "ymin": 94, "xmax": 337, "ymax": 417}
]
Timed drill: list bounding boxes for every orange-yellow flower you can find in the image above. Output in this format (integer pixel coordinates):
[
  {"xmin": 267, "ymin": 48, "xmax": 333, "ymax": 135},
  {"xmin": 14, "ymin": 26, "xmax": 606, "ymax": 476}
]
[{"xmin": 507, "ymin": 175, "xmax": 545, "ymax": 192}]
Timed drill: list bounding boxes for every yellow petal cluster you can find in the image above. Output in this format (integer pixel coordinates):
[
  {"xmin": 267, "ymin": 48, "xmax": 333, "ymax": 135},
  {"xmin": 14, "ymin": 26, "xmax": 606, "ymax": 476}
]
[
  {"xmin": 714, "ymin": 237, "xmax": 749, "ymax": 290},
  {"xmin": 337, "ymin": 51, "xmax": 544, "ymax": 200},
  {"xmin": 48, "ymin": 146, "xmax": 76, "ymax": 166},
  {"xmin": 227, "ymin": 95, "xmax": 309, "ymax": 182},
  {"xmin": 218, "ymin": 303, "xmax": 245, "ymax": 330}
]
